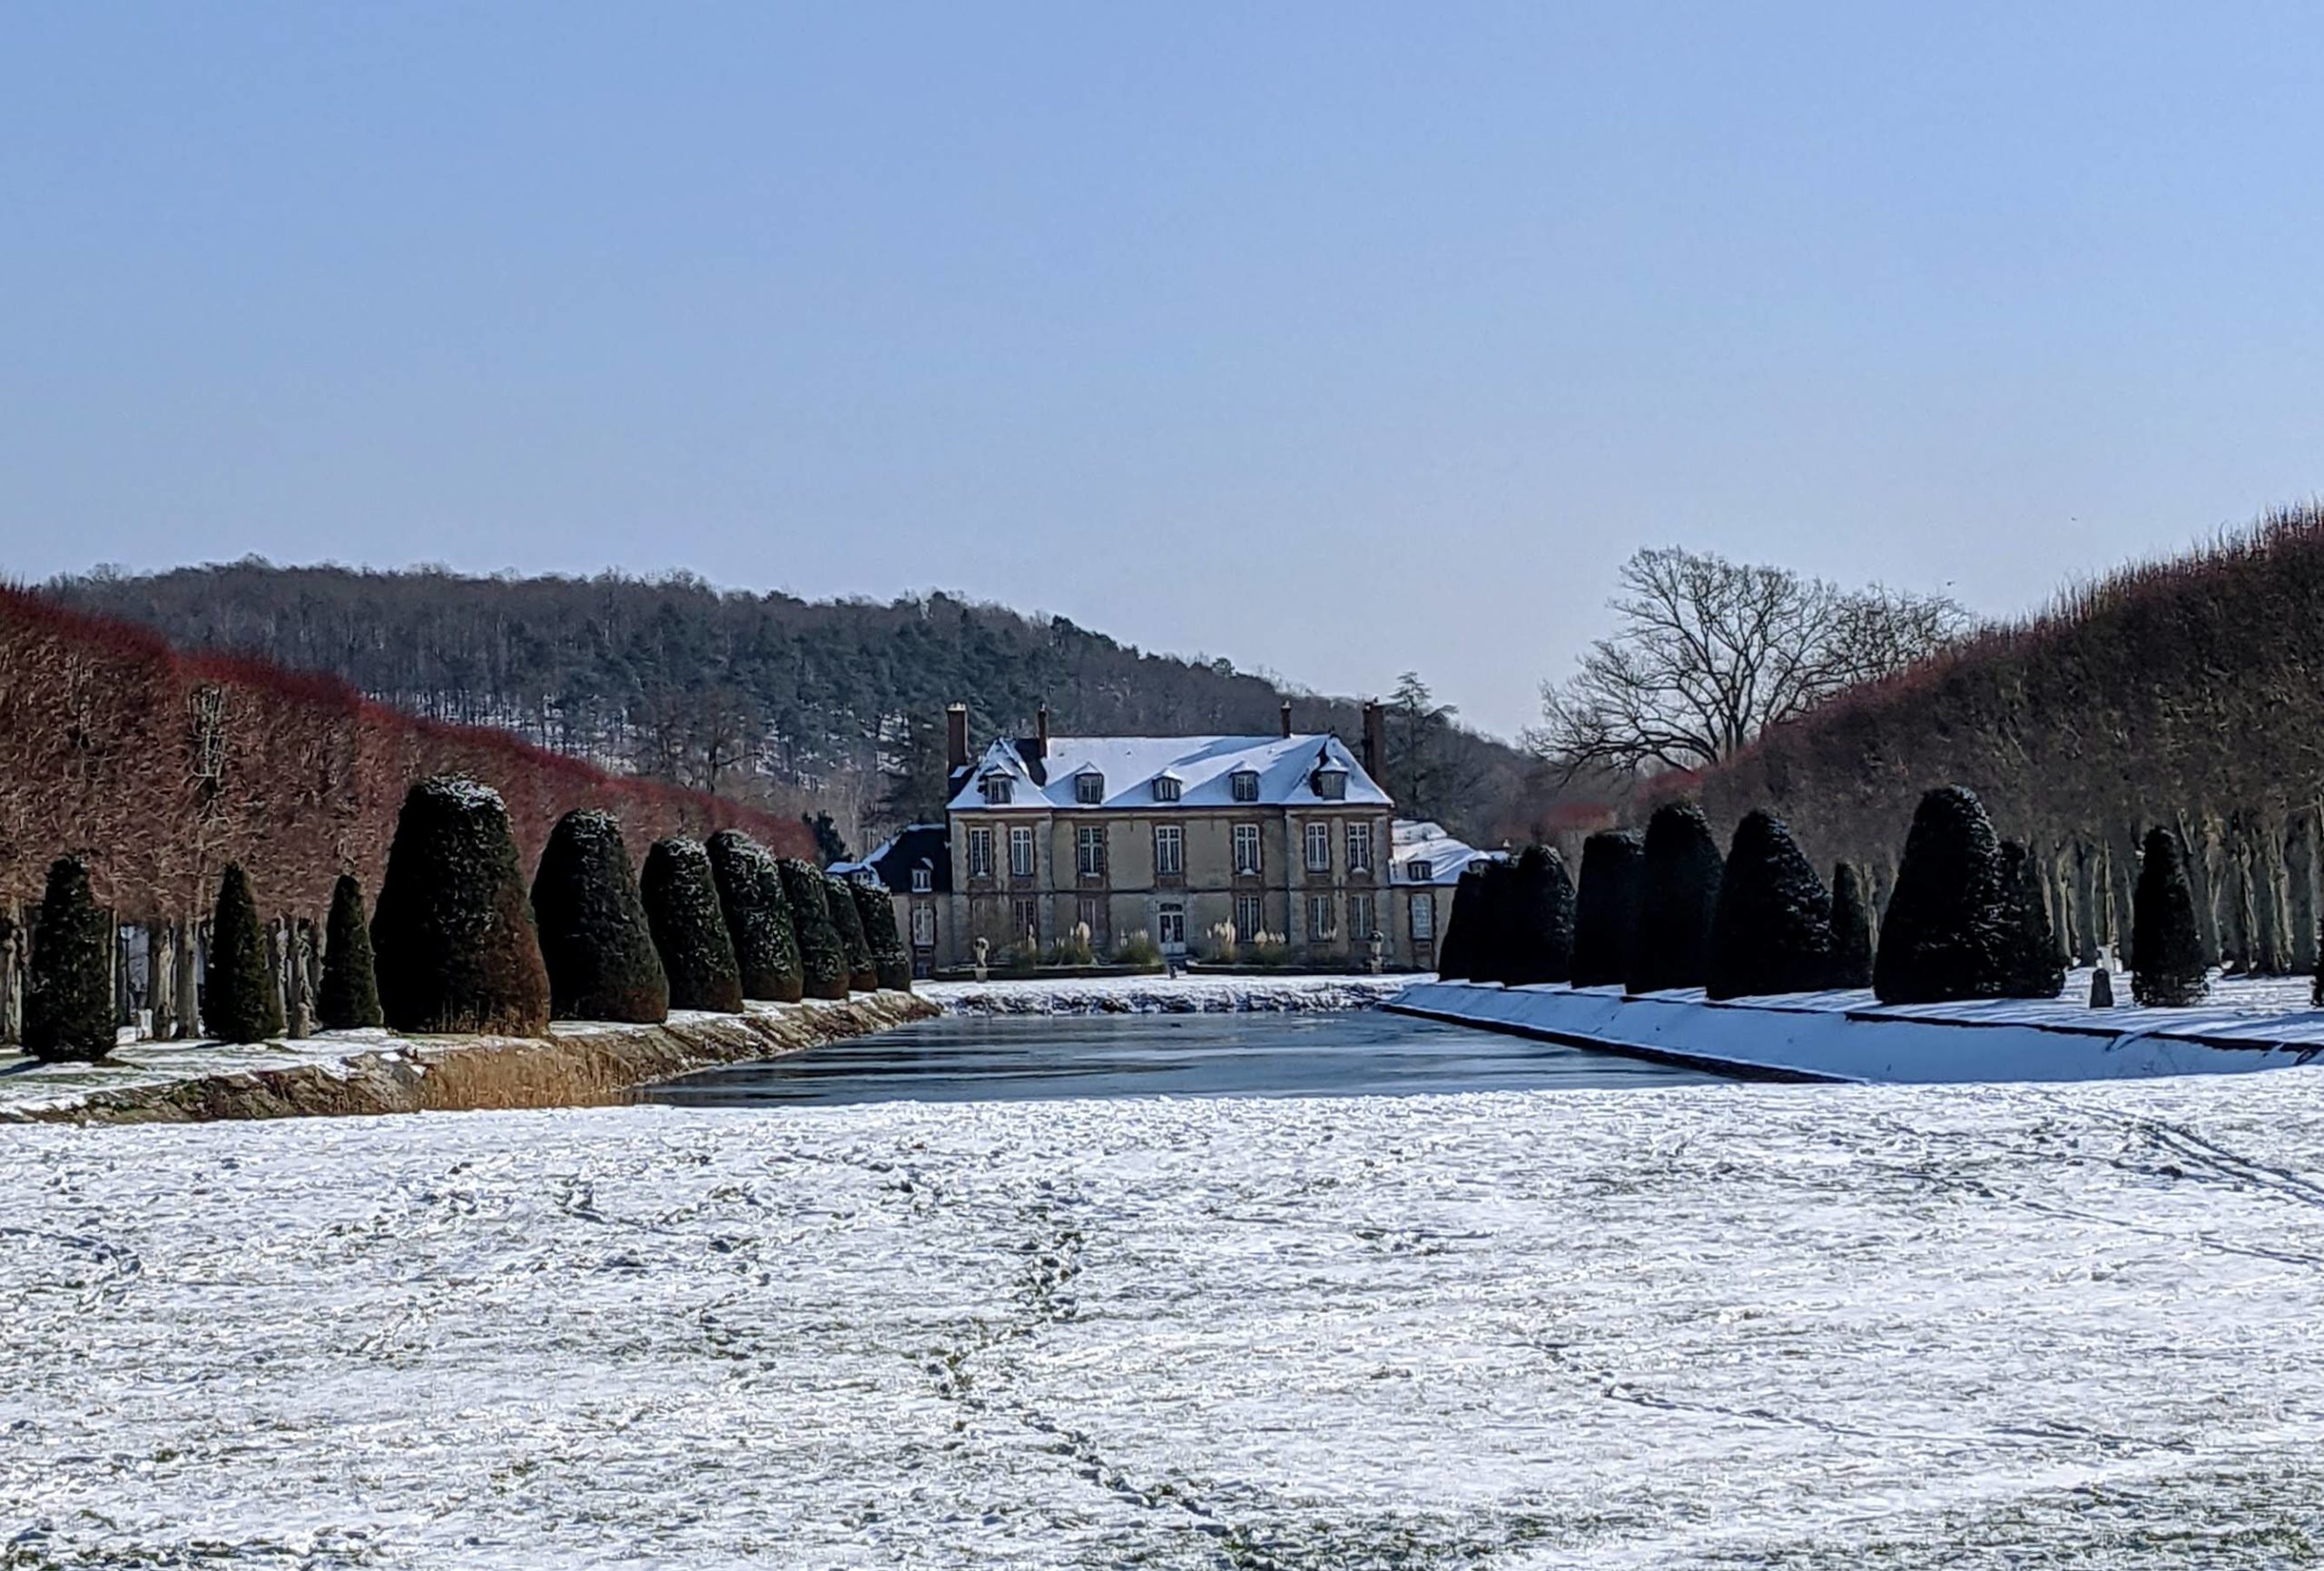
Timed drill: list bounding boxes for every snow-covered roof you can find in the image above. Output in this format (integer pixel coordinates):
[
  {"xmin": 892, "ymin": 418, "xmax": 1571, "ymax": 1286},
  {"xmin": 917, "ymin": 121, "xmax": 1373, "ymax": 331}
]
[
  {"xmin": 1390, "ymin": 819, "xmax": 1502, "ymax": 885},
  {"xmin": 845, "ymin": 824, "xmax": 951, "ymax": 894},
  {"xmin": 947, "ymin": 735, "xmax": 1391, "ymax": 814}
]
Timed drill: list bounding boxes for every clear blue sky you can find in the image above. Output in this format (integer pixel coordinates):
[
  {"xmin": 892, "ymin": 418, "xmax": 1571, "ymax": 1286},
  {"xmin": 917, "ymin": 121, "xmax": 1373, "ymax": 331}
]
[{"xmin": 5, "ymin": 3, "xmax": 2323, "ymax": 738}]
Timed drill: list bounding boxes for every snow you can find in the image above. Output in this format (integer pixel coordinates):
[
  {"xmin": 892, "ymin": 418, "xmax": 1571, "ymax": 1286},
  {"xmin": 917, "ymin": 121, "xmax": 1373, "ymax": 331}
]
[
  {"xmin": 7, "ymin": 1074, "xmax": 2324, "ymax": 1565},
  {"xmin": 921, "ymin": 973, "xmax": 1413, "ymax": 1014},
  {"xmin": 1390, "ymin": 818, "xmax": 1501, "ymax": 884},
  {"xmin": 1395, "ymin": 969, "xmax": 2324, "ymax": 1084},
  {"xmin": 948, "ymin": 732, "xmax": 1391, "ymax": 813}
]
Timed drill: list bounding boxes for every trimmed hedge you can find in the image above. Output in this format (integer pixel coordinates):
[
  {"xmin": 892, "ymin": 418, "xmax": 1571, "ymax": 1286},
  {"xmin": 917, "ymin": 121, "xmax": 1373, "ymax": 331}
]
[
  {"xmin": 1873, "ymin": 786, "xmax": 2009, "ymax": 1004},
  {"xmin": 1996, "ymin": 840, "xmax": 2065, "ymax": 999},
  {"xmin": 640, "ymin": 837, "xmax": 745, "ymax": 1013},
  {"xmin": 850, "ymin": 882, "xmax": 914, "ymax": 992},
  {"xmin": 24, "ymin": 855, "xmax": 113, "ymax": 1062},
  {"xmin": 1826, "ymin": 861, "xmax": 1875, "ymax": 990},
  {"xmin": 1705, "ymin": 810, "xmax": 1832, "ymax": 1000},
  {"xmin": 1435, "ymin": 864, "xmax": 1490, "ymax": 981},
  {"xmin": 1502, "ymin": 845, "xmax": 1576, "ymax": 986},
  {"xmin": 317, "ymin": 873, "xmax": 383, "ymax": 1030},
  {"xmin": 778, "ymin": 857, "xmax": 852, "ymax": 1001},
  {"xmin": 370, "ymin": 776, "xmax": 552, "ymax": 1037},
  {"xmin": 203, "ymin": 862, "xmax": 284, "ymax": 1043},
  {"xmin": 533, "ymin": 809, "xmax": 670, "ymax": 1023},
  {"xmin": 2132, "ymin": 825, "xmax": 2209, "ymax": 1006},
  {"xmin": 1627, "ymin": 803, "xmax": 1724, "ymax": 993},
  {"xmin": 705, "ymin": 829, "xmax": 804, "ymax": 1003},
  {"xmin": 1466, "ymin": 859, "xmax": 1520, "ymax": 984},
  {"xmin": 1571, "ymin": 830, "xmax": 1643, "ymax": 989},
  {"xmin": 823, "ymin": 871, "xmax": 879, "ymax": 993}
]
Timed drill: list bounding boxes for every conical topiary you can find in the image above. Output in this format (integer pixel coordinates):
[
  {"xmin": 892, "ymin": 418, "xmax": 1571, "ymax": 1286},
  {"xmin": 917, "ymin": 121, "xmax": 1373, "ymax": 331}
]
[
  {"xmin": 2132, "ymin": 825, "xmax": 2209, "ymax": 1007},
  {"xmin": 203, "ymin": 862, "xmax": 284, "ymax": 1043},
  {"xmin": 1465, "ymin": 858, "xmax": 1520, "ymax": 984},
  {"xmin": 1826, "ymin": 862, "xmax": 1875, "ymax": 990},
  {"xmin": 23, "ymin": 855, "xmax": 114, "ymax": 1062},
  {"xmin": 1873, "ymin": 786, "xmax": 2009, "ymax": 1004},
  {"xmin": 640, "ymin": 837, "xmax": 745, "ymax": 1013},
  {"xmin": 370, "ymin": 776, "xmax": 552, "ymax": 1036},
  {"xmin": 705, "ymin": 830, "xmax": 803, "ymax": 1003},
  {"xmin": 823, "ymin": 872, "xmax": 879, "ymax": 992},
  {"xmin": 1435, "ymin": 863, "xmax": 1490, "ymax": 981},
  {"xmin": 1705, "ymin": 810, "xmax": 1834, "ymax": 1000},
  {"xmin": 1627, "ymin": 803, "xmax": 1724, "ymax": 993},
  {"xmin": 1997, "ymin": 841, "xmax": 2065, "ymax": 1000},
  {"xmin": 532, "ymin": 810, "xmax": 670, "ymax": 1023},
  {"xmin": 1502, "ymin": 845, "xmax": 1577, "ymax": 986},
  {"xmin": 779, "ymin": 857, "xmax": 851, "ymax": 1000},
  {"xmin": 317, "ymin": 873, "xmax": 383, "ymax": 1030},
  {"xmin": 850, "ymin": 881, "xmax": 914, "ymax": 992},
  {"xmin": 1571, "ymin": 831, "xmax": 1643, "ymax": 989}
]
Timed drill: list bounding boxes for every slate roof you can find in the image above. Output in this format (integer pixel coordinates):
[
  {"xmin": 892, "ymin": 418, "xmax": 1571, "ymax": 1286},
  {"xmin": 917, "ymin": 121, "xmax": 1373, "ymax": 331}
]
[{"xmin": 945, "ymin": 734, "xmax": 1391, "ymax": 814}]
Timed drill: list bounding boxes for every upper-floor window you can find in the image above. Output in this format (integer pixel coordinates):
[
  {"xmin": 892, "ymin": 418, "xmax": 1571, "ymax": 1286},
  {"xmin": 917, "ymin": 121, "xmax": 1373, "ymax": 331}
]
[
  {"xmin": 1347, "ymin": 823, "xmax": 1374, "ymax": 874},
  {"xmin": 980, "ymin": 772, "xmax": 1013, "ymax": 805},
  {"xmin": 968, "ymin": 827, "xmax": 994, "ymax": 879},
  {"xmin": 1009, "ymin": 825, "xmax": 1035, "ymax": 878},
  {"xmin": 1233, "ymin": 824, "xmax": 1262, "ymax": 875},
  {"xmin": 1076, "ymin": 824, "xmax": 1108, "ymax": 877},
  {"xmin": 1074, "ymin": 771, "xmax": 1105, "ymax": 805},
  {"xmin": 1152, "ymin": 774, "xmax": 1182, "ymax": 803},
  {"xmin": 911, "ymin": 866, "xmax": 932, "ymax": 894},
  {"xmin": 1305, "ymin": 822, "xmax": 1332, "ymax": 872},
  {"xmin": 1405, "ymin": 858, "xmax": 1433, "ymax": 884},
  {"xmin": 1154, "ymin": 824, "xmax": 1184, "ymax": 876},
  {"xmin": 1230, "ymin": 770, "xmax": 1260, "ymax": 804},
  {"xmin": 1314, "ymin": 766, "xmax": 1349, "ymax": 801}
]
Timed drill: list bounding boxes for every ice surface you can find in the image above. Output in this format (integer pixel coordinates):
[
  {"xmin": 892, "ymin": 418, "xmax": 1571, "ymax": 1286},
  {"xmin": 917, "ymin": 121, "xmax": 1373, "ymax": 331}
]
[
  {"xmin": 923, "ymin": 973, "xmax": 1412, "ymax": 1014},
  {"xmin": 6, "ymin": 1074, "xmax": 2324, "ymax": 1566}
]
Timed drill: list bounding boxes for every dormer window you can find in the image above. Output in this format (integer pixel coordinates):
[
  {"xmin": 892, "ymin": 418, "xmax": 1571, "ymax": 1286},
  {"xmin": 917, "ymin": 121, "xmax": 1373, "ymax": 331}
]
[
  {"xmin": 1073, "ymin": 769, "xmax": 1105, "ymax": 805},
  {"xmin": 980, "ymin": 772, "xmax": 1014, "ymax": 805},
  {"xmin": 1407, "ymin": 859, "xmax": 1433, "ymax": 884},
  {"xmin": 1230, "ymin": 769, "xmax": 1260, "ymax": 804},
  {"xmin": 1313, "ymin": 765, "xmax": 1349, "ymax": 801},
  {"xmin": 1152, "ymin": 773, "xmax": 1183, "ymax": 804},
  {"xmin": 911, "ymin": 866, "xmax": 932, "ymax": 894}
]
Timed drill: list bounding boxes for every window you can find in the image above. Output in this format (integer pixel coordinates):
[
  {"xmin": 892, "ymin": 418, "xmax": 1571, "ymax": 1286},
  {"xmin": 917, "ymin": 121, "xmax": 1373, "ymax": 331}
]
[
  {"xmin": 1405, "ymin": 858, "xmax": 1433, "ymax": 884},
  {"xmin": 1233, "ymin": 824, "xmax": 1262, "ymax": 875},
  {"xmin": 980, "ymin": 773, "xmax": 1013, "ymax": 805},
  {"xmin": 1231, "ymin": 770, "xmax": 1260, "ymax": 804},
  {"xmin": 1152, "ymin": 775, "xmax": 1182, "ymax": 803},
  {"xmin": 1010, "ymin": 898, "xmax": 1039, "ymax": 945},
  {"xmin": 1076, "ymin": 824, "xmax": 1108, "ymax": 877},
  {"xmin": 1315, "ymin": 766, "xmax": 1349, "ymax": 801},
  {"xmin": 1154, "ymin": 824, "xmax": 1183, "ymax": 876},
  {"xmin": 1307, "ymin": 894, "xmax": 1337, "ymax": 940},
  {"xmin": 1075, "ymin": 771, "xmax": 1105, "ymax": 805},
  {"xmin": 1305, "ymin": 822, "xmax": 1331, "ymax": 872},
  {"xmin": 1234, "ymin": 894, "xmax": 1265, "ymax": 939},
  {"xmin": 1350, "ymin": 893, "xmax": 1376, "ymax": 941},
  {"xmin": 968, "ymin": 827, "xmax": 994, "ymax": 880},
  {"xmin": 911, "ymin": 903, "xmax": 937, "ymax": 947},
  {"xmin": 1078, "ymin": 896, "xmax": 1103, "ymax": 937},
  {"xmin": 1009, "ymin": 825, "xmax": 1035, "ymax": 878},
  {"xmin": 1157, "ymin": 903, "xmax": 1186, "ymax": 952},
  {"xmin": 1347, "ymin": 823, "xmax": 1374, "ymax": 874},
  {"xmin": 911, "ymin": 865, "xmax": 932, "ymax": 894},
  {"xmin": 1410, "ymin": 892, "xmax": 1435, "ymax": 941}
]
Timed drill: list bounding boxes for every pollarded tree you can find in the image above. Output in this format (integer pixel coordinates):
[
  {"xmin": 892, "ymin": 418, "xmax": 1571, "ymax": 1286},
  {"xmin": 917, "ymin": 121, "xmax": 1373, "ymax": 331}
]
[
  {"xmin": 705, "ymin": 829, "xmax": 803, "ymax": 1003},
  {"xmin": 1502, "ymin": 845, "xmax": 1577, "ymax": 986},
  {"xmin": 317, "ymin": 873, "xmax": 383, "ymax": 1031},
  {"xmin": 1571, "ymin": 830, "xmax": 1643, "ymax": 988},
  {"xmin": 1826, "ymin": 862, "xmax": 1875, "ymax": 990},
  {"xmin": 1435, "ymin": 863, "xmax": 1490, "ymax": 981},
  {"xmin": 24, "ymin": 855, "xmax": 114, "ymax": 1062},
  {"xmin": 640, "ymin": 837, "xmax": 745, "ymax": 1013},
  {"xmin": 533, "ymin": 809, "xmax": 670, "ymax": 1023},
  {"xmin": 203, "ymin": 862, "xmax": 284, "ymax": 1043},
  {"xmin": 823, "ymin": 872, "xmax": 879, "ymax": 992},
  {"xmin": 850, "ymin": 881, "xmax": 914, "ymax": 992},
  {"xmin": 1627, "ymin": 802, "xmax": 1724, "ymax": 993},
  {"xmin": 370, "ymin": 776, "xmax": 552, "ymax": 1037},
  {"xmin": 1996, "ymin": 840, "xmax": 2065, "ymax": 1000},
  {"xmin": 778, "ymin": 857, "xmax": 851, "ymax": 1000},
  {"xmin": 2132, "ymin": 825, "xmax": 2210, "ymax": 1007},
  {"xmin": 1873, "ymin": 786, "xmax": 2009, "ymax": 1004},
  {"xmin": 1706, "ymin": 810, "xmax": 1833, "ymax": 1000}
]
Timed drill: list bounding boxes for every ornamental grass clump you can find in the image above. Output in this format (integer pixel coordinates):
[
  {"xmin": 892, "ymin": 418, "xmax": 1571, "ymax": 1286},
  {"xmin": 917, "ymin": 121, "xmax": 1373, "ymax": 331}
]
[
  {"xmin": 2132, "ymin": 825, "xmax": 2210, "ymax": 1007},
  {"xmin": 640, "ymin": 837, "xmax": 744, "ymax": 1013},
  {"xmin": 1705, "ymin": 810, "xmax": 1833, "ymax": 1000},
  {"xmin": 705, "ymin": 830, "xmax": 803, "ymax": 1003},
  {"xmin": 1502, "ymin": 845, "xmax": 1576, "ymax": 986},
  {"xmin": 317, "ymin": 873, "xmax": 383, "ymax": 1031},
  {"xmin": 371, "ymin": 776, "xmax": 552, "ymax": 1037},
  {"xmin": 1873, "ymin": 786, "xmax": 2010, "ymax": 1005},
  {"xmin": 1627, "ymin": 803, "xmax": 1724, "ymax": 993},
  {"xmin": 1826, "ymin": 861, "xmax": 1875, "ymax": 990},
  {"xmin": 24, "ymin": 855, "xmax": 114, "ymax": 1062},
  {"xmin": 532, "ymin": 810, "xmax": 669, "ymax": 1023},
  {"xmin": 1435, "ymin": 863, "xmax": 1490, "ymax": 981},
  {"xmin": 778, "ymin": 857, "xmax": 851, "ymax": 1000},
  {"xmin": 203, "ymin": 862, "xmax": 284, "ymax": 1043},
  {"xmin": 823, "ymin": 872, "xmax": 879, "ymax": 991},
  {"xmin": 1571, "ymin": 830, "xmax": 1643, "ymax": 989},
  {"xmin": 1996, "ymin": 840, "xmax": 2066, "ymax": 1000},
  {"xmin": 849, "ymin": 882, "xmax": 914, "ymax": 992}
]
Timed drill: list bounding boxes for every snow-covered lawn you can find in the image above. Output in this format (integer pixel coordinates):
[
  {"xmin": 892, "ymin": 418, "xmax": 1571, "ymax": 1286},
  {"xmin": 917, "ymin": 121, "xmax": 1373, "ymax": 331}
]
[
  {"xmin": 922, "ymin": 972, "xmax": 1413, "ymax": 1014},
  {"xmin": 6, "ymin": 1074, "xmax": 2324, "ymax": 1566}
]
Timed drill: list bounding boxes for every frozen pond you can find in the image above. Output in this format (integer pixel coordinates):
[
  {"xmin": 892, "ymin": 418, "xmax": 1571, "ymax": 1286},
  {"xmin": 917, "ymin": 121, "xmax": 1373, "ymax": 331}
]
[
  {"xmin": 638, "ymin": 1008, "xmax": 1723, "ymax": 1106},
  {"xmin": 8, "ymin": 1072, "xmax": 2324, "ymax": 1566}
]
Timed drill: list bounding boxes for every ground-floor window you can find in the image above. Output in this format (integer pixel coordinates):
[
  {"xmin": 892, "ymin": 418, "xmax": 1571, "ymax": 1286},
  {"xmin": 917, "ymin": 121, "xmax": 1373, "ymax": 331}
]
[
  {"xmin": 1409, "ymin": 892, "xmax": 1435, "ymax": 941},
  {"xmin": 1157, "ymin": 903, "xmax": 1186, "ymax": 952},
  {"xmin": 911, "ymin": 902, "xmax": 936, "ymax": 948},
  {"xmin": 1349, "ymin": 893, "xmax": 1376, "ymax": 942},
  {"xmin": 1307, "ymin": 894, "xmax": 1336, "ymax": 941},
  {"xmin": 1234, "ymin": 893, "xmax": 1265, "ymax": 938},
  {"xmin": 1078, "ymin": 895, "xmax": 1103, "ymax": 943},
  {"xmin": 1010, "ymin": 898, "xmax": 1039, "ymax": 948}
]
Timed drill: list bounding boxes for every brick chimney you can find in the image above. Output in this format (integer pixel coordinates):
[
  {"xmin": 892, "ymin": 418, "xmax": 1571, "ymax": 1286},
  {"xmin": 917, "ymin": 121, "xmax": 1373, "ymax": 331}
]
[
  {"xmin": 945, "ymin": 703, "xmax": 970, "ymax": 773},
  {"xmin": 1362, "ymin": 699, "xmax": 1386, "ymax": 784},
  {"xmin": 1279, "ymin": 699, "xmax": 1294, "ymax": 738},
  {"xmin": 1036, "ymin": 705, "xmax": 1049, "ymax": 759}
]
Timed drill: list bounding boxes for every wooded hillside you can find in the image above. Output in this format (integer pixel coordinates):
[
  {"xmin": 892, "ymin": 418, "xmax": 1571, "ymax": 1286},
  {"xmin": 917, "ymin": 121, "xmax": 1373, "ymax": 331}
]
[{"xmin": 52, "ymin": 561, "xmax": 1541, "ymax": 845}]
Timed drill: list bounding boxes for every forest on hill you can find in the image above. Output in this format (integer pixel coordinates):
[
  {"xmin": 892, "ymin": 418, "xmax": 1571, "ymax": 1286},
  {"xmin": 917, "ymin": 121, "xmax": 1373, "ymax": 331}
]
[{"xmin": 51, "ymin": 560, "xmax": 1545, "ymax": 850}]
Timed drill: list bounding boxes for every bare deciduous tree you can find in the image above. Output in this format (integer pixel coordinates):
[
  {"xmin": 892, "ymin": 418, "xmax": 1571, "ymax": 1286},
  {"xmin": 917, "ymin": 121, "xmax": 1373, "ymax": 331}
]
[{"xmin": 1531, "ymin": 547, "xmax": 1967, "ymax": 780}]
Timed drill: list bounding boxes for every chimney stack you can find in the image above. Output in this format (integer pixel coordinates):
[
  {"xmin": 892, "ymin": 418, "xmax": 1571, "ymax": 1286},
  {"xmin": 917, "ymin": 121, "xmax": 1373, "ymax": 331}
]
[
  {"xmin": 1279, "ymin": 699, "xmax": 1294, "ymax": 739},
  {"xmin": 1362, "ymin": 699, "xmax": 1386, "ymax": 784},
  {"xmin": 945, "ymin": 703, "xmax": 970, "ymax": 773},
  {"xmin": 1036, "ymin": 705, "xmax": 1050, "ymax": 759}
]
